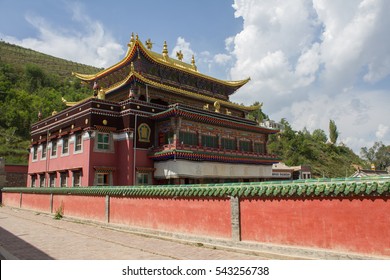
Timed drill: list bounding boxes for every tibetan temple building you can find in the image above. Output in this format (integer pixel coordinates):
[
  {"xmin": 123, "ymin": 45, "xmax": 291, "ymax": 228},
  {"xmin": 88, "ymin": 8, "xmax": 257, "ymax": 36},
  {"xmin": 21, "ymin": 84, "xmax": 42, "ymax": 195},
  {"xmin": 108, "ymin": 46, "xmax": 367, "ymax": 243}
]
[{"xmin": 27, "ymin": 34, "xmax": 280, "ymax": 187}]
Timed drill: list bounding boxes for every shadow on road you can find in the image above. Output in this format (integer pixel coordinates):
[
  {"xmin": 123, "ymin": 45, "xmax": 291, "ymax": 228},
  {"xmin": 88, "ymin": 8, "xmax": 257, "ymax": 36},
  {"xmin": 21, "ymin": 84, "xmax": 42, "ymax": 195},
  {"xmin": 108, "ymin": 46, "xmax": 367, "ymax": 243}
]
[{"xmin": 0, "ymin": 226, "xmax": 53, "ymax": 260}]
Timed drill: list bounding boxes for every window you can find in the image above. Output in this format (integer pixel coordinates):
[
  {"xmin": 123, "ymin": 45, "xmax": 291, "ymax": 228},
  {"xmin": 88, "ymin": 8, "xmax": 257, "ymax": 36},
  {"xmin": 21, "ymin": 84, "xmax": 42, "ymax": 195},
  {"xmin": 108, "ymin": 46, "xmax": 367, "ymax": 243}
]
[
  {"xmin": 137, "ymin": 172, "xmax": 150, "ymax": 185},
  {"xmin": 39, "ymin": 174, "xmax": 46, "ymax": 187},
  {"xmin": 97, "ymin": 133, "xmax": 110, "ymax": 150},
  {"xmin": 62, "ymin": 136, "xmax": 69, "ymax": 154},
  {"xmin": 254, "ymin": 142, "xmax": 265, "ymax": 154},
  {"xmin": 42, "ymin": 143, "xmax": 47, "ymax": 159},
  {"xmin": 201, "ymin": 135, "xmax": 218, "ymax": 148},
  {"xmin": 60, "ymin": 172, "xmax": 68, "ymax": 187},
  {"xmin": 179, "ymin": 131, "xmax": 198, "ymax": 145},
  {"xmin": 96, "ymin": 173, "xmax": 109, "ymax": 186},
  {"xmin": 73, "ymin": 171, "xmax": 81, "ymax": 187},
  {"xmin": 221, "ymin": 138, "xmax": 236, "ymax": 150},
  {"xmin": 239, "ymin": 140, "xmax": 251, "ymax": 152},
  {"xmin": 30, "ymin": 174, "xmax": 37, "ymax": 187},
  {"xmin": 32, "ymin": 146, "xmax": 38, "ymax": 160},
  {"xmin": 49, "ymin": 173, "xmax": 56, "ymax": 187},
  {"xmin": 75, "ymin": 132, "xmax": 82, "ymax": 152},
  {"xmin": 164, "ymin": 131, "xmax": 174, "ymax": 145},
  {"xmin": 51, "ymin": 140, "xmax": 57, "ymax": 157}
]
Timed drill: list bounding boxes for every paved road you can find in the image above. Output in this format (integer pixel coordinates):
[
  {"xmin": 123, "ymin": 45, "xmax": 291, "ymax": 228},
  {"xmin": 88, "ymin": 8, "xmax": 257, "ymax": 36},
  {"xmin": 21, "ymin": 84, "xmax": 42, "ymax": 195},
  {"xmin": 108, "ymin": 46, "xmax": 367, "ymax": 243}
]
[{"xmin": 0, "ymin": 206, "xmax": 272, "ymax": 260}]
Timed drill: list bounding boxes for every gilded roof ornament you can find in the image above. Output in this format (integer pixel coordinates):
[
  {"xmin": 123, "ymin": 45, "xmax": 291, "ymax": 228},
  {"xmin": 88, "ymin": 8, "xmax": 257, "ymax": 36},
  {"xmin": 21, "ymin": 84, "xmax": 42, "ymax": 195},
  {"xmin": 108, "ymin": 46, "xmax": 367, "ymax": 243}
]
[
  {"xmin": 128, "ymin": 33, "xmax": 135, "ymax": 46},
  {"xmin": 162, "ymin": 41, "xmax": 169, "ymax": 60},
  {"xmin": 145, "ymin": 38, "xmax": 153, "ymax": 50},
  {"xmin": 176, "ymin": 50, "xmax": 184, "ymax": 61},
  {"xmin": 191, "ymin": 55, "xmax": 197, "ymax": 71}
]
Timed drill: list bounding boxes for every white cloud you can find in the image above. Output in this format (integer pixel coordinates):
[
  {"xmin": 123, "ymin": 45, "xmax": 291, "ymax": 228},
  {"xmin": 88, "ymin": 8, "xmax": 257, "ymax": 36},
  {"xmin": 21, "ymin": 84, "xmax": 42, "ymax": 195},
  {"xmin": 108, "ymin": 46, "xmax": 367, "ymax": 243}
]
[
  {"xmin": 171, "ymin": 37, "xmax": 194, "ymax": 63},
  {"xmin": 226, "ymin": 0, "xmax": 390, "ymax": 153},
  {"xmin": 214, "ymin": 53, "xmax": 232, "ymax": 65},
  {"xmin": 2, "ymin": 3, "xmax": 124, "ymax": 68},
  {"xmin": 376, "ymin": 124, "xmax": 389, "ymax": 139}
]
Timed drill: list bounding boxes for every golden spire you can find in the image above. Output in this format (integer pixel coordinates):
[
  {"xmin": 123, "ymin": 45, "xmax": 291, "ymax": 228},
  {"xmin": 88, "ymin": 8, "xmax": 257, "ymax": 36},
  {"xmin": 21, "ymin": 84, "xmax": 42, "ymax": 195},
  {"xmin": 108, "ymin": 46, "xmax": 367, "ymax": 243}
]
[
  {"xmin": 128, "ymin": 32, "xmax": 135, "ymax": 46},
  {"xmin": 145, "ymin": 38, "xmax": 153, "ymax": 50},
  {"xmin": 176, "ymin": 50, "xmax": 183, "ymax": 61},
  {"xmin": 191, "ymin": 54, "xmax": 197, "ymax": 71},
  {"xmin": 162, "ymin": 41, "xmax": 169, "ymax": 60}
]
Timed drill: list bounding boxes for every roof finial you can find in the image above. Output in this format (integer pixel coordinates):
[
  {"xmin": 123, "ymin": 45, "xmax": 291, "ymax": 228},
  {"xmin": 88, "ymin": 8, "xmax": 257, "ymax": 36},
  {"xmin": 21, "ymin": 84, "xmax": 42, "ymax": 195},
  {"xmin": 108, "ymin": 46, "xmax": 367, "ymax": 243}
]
[
  {"xmin": 191, "ymin": 55, "xmax": 197, "ymax": 71},
  {"xmin": 176, "ymin": 50, "xmax": 183, "ymax": 61},
  {"xmin": 135, "ymin": 33, "xmax": 139, "ymax": 41},
  {"xmin": 145, "ymin": 38, "xmax": 153, "ymax": 50},
  {"xmin": 129, "ymin": 33, "xmax": 135, "ymax": 46},
  {"xmin": 162, "ymin": 41, "xmax": 169, "ymax": 60}
]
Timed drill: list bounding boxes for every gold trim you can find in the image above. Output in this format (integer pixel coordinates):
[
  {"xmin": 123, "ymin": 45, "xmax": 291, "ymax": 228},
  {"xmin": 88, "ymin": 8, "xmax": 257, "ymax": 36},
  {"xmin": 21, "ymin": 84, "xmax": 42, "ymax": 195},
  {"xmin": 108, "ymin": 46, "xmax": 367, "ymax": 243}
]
[
  {"xmin": 73, "ymin": 36, "xmax": 250, "ymax": 88},
  {"xmin": 104, "ymin": 71, "xmax": 260, "ymax": 111}
]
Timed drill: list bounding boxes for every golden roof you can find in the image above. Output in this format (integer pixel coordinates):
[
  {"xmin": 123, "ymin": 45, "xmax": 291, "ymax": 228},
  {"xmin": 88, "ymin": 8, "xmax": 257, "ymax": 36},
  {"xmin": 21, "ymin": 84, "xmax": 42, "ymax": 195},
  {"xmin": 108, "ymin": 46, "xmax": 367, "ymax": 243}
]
[
  {"xmin": 72, "ymin": 34, "xmax": 250, "ymax": 88},
  {"xmin": 105, "ymin": 71, "xmax": 259, "ymax": 111}
]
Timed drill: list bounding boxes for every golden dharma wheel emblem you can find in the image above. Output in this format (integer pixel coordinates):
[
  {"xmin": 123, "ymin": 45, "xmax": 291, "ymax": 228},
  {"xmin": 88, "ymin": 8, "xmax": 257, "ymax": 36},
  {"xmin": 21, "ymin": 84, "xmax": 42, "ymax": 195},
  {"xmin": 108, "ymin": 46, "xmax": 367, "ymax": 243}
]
[{"xmin": 103, "ymin": 120, "xmax": 108, "ymax": 125}]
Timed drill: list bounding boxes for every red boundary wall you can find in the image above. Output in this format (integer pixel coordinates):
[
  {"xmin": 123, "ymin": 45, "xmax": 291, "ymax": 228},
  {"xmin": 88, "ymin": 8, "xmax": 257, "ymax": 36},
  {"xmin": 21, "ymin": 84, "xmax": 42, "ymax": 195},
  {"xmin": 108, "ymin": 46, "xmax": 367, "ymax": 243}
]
[
  {"xmin": 53, "ymin": 195, "xmax": 106, "ymax": 223},
  {"xmin": 240, "ymin": 197, "xmax": 390, "ymax": 257},
  {"xmin": 2, "ymin": 192, "xmax": 389, "ymax": 257},
  {"xmin": 109, "ymin": 197, "xmax": 231, "ymax": 238}
]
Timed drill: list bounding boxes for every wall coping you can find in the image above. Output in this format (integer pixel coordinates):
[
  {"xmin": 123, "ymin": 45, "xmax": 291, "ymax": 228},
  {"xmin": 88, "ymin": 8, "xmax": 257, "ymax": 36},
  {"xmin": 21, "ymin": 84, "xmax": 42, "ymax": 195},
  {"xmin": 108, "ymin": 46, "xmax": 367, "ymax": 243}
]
[{"xmin": 2, "ymin": 176, "xmax": 389, "ymax": 199}]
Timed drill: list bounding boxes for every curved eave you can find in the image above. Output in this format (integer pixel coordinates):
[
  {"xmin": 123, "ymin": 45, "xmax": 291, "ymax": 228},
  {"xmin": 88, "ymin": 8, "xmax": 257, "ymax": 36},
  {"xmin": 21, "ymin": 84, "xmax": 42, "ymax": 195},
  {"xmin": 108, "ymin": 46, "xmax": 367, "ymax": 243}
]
[
  {"xmin": 136, "ymin": 40, "xmax": 250, "ymax": 88},
  {"xmin": 73, "ymin": 38, "xmax": 250, "ymax": 89},
  {"xmin": 105, "ymin": 70, "xmax": 260, "ymax": 112},
  {"xmin": 62, "ymin": 96, "xmax": 94, "ymax": 107}
]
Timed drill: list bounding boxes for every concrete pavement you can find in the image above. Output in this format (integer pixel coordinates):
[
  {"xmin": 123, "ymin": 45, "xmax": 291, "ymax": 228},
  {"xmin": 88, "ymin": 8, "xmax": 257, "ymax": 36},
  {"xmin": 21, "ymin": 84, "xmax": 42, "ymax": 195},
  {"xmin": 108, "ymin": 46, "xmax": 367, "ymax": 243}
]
[{"xmin": 0, "ymin": 206, "xmax": 276, "ymax": 260}]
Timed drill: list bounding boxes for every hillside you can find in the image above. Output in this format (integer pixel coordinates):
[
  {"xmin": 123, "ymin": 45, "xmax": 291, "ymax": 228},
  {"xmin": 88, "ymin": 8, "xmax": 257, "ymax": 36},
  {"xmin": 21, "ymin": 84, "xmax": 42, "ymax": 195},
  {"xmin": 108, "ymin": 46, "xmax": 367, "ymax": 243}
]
[
  {"xmin": 267, "ymin": 120, "xmax": 365, "ymax": 178},
  {"xmin": 0, "ymin": 41, "xmax": 97, "ymax": 164},
  {"xmin": 0, "ymin": 41, "xmax": 102, "ymax": 77}
]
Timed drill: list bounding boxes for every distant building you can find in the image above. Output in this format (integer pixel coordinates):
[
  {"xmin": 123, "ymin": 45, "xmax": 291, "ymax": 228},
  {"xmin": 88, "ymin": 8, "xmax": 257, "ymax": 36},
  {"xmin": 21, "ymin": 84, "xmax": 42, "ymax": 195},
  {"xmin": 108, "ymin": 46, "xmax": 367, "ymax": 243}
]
[
  {"xmin": 350, "ymin": 165, "xmax": 389, "ymax": 178},
  {"xmin": 0, "ymin": 158, "xmax": 28, "ymax": 203},
  {"xmin": 27, "ymin": 34, "xmax": 281, "ymax": 187},
  {"xmin": 272, "ymin": 162, "xmax": 311, "ymax": 180}
]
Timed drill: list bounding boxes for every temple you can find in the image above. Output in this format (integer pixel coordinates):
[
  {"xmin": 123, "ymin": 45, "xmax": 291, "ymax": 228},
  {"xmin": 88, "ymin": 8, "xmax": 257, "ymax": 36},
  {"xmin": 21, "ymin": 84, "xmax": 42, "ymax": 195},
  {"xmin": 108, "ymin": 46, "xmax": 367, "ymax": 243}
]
[{"xmin": 27, "ymin": 34, "xmax": 280, "ymax": 187}]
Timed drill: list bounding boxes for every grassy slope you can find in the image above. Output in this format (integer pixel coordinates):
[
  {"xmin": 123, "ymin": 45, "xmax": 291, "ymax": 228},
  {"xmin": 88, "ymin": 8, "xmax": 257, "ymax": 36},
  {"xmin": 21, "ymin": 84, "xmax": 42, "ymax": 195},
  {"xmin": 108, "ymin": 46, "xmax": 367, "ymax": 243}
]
[{"xmin": 0, "ymin": 41, "xmax": 101, "ymax": 77}]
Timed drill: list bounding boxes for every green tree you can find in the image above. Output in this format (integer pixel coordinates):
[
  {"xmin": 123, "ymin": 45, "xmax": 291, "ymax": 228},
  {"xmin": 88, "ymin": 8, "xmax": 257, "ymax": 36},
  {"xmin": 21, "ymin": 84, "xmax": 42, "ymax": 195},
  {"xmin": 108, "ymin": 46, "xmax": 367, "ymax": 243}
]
[
  {"xmin": 360, "ymin": 141, "xmax": 390, "ymax": 170},
  {"xmin": 247, "ymin": 101, "xmax": 268, "ymax": 123},
  {"xmin": 312, "ymin": 129, "xmax": 327, "ymax": 143},
  {"xmin": 329, "ymin": 119, "xmax": 339, "ymax": 144}
]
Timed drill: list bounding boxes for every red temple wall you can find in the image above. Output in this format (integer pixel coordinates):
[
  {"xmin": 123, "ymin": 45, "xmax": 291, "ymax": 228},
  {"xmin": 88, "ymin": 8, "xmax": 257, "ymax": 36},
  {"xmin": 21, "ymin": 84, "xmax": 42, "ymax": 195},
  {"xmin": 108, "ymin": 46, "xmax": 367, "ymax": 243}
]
[
  {"xmin": 53, "ymin": 195, "xmax": 106, "ymax": 222},
  {"xmin": 109, "ymin": 196, "xmax": 231, "ymax": 238},
  {"xmin": 20, "ymin": 193, "xmax": 51, "ymax": 213},
  {"xmin": 240, "ymin": 197, "xmax": 390, "ymax": 256},
  {"xmin": 2, "ymin": 191, "xmax": 389, "ymax": 257},
  {"xmin": 2, "ymin": 192, "xmax": 21, "ymax": 208}
]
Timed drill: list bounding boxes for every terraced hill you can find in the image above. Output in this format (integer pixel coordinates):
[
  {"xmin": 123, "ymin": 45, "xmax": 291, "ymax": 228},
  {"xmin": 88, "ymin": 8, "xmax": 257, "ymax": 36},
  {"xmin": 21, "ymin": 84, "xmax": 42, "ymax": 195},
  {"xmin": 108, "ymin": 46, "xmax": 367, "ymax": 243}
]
[{"xmin": 0, "ymin": 41, "xmax": 102, "ymax": 77}]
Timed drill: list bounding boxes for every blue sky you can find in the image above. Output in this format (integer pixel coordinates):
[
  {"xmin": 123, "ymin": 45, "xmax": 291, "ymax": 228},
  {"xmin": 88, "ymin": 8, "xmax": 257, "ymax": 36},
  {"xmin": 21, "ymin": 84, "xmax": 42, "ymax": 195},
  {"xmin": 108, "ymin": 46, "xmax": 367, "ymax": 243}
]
[{"xmin": 1, "ymin": 0, "xmax": 390, "ymax": 155}]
